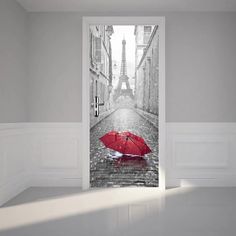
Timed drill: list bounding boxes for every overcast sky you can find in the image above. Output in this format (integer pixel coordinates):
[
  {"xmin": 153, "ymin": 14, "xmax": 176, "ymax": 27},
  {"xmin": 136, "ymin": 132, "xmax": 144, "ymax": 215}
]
[{"xmin": 110, "ymin": 25, "xmax": 135, "ymax": 89}]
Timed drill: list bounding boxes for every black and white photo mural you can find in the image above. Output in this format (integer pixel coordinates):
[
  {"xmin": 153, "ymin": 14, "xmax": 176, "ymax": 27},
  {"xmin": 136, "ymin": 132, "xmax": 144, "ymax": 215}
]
[{"xmin": 89, "ymin": 25, "xmax": 159, "ymax": 187}]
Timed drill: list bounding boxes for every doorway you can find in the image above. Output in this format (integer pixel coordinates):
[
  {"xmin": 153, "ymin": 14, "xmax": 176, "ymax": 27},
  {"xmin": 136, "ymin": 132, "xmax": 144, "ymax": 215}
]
[{"xmin": 82, "ymin": 17, "xmax": 165, "ymax": 189}]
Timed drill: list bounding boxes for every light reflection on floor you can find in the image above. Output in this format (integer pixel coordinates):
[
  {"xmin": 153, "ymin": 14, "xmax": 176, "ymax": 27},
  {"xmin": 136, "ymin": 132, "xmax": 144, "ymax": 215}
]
[{"xmin": 1, "ymin": 187, "xmax": 236, "ymax": 236}]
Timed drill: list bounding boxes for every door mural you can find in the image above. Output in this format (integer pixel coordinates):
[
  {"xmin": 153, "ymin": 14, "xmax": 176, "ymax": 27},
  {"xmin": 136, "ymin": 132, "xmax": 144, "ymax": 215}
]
[{"xmin": 90, "ymin": 25, "xmax": 159, "ymax": 187}]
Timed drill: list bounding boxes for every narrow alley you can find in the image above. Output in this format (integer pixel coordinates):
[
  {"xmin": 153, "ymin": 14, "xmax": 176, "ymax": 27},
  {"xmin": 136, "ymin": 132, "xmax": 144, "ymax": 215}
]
[{"xmin": 90, "ymin": 108, "xmax": 158, "ymax": 187}]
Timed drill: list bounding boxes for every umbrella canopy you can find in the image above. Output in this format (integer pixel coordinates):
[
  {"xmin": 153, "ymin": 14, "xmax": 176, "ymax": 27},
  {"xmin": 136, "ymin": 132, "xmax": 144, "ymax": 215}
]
[{"xmin": 99, "ymin": 131, "xmax": 151, "ymax": 156}]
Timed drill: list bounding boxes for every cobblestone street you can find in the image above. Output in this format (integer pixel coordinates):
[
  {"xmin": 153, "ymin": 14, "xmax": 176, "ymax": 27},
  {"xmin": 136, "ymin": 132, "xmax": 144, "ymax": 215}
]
[{"xmin": 90, "ymin": 108, "xmax": 158, "ymax": 187}]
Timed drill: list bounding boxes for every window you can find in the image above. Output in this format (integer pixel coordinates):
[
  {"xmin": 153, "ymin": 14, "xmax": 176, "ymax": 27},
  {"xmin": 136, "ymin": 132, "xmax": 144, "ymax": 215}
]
[
  {"xmin": 143, "ymin": 26, "xmax": 152, "ymax": 44},
  {"xmin": 95, "ymin": 37, "xmax": 102, "ymax": 63}
]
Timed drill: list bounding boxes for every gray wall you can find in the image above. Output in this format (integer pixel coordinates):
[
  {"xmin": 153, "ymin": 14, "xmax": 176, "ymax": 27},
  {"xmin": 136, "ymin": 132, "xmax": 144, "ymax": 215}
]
[
  {"xmin": 28, "ymin": 12, "xmax": 236, "ymax": 122},
  {"xmin": 166, "ymin": 13, "xmax": 236, "ymax": 122},
  {"xmin": 1, "ymin": 7, "xmax": 236, "ymax": 122},
  {"xmin": 0, "ymin": 0, "xmax": 28, "ymax": 122},
  {"xmin": 28, "ymin": 14, "xmax": 82, "ymax": 122}
]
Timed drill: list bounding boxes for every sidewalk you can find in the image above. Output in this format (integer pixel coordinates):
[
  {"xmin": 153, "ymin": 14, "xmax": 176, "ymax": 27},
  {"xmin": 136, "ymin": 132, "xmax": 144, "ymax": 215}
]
[
  {"xmin": 90, "ymin": 108, "xmax": 116, "ymax": 128},
  {"xmin": 134, "ymin": 108, "xmax": 158, "ymax": 129}
]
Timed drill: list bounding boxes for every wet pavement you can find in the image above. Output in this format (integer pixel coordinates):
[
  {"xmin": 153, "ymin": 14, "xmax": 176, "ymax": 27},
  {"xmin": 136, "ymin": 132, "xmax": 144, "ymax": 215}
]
[{"xmin": 90, "ymin": 108, "xmax": 158, "ymax": 187}]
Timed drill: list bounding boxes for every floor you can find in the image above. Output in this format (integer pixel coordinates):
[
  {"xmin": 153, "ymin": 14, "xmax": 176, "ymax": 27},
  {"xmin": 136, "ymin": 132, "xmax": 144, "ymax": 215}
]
[
  {"xmin": 1, "ymin": 187, "xmax": 236, "ymax": 236},
  {"xmin": 90, "ymin": 108, "xmax": 158, "ymax": 187}
]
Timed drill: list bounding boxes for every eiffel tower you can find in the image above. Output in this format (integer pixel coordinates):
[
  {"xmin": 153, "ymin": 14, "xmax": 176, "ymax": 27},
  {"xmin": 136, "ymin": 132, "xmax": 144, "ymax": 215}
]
[{"xmin": 113, "ymin": 38, "xmax": 134, "ymax": 101}]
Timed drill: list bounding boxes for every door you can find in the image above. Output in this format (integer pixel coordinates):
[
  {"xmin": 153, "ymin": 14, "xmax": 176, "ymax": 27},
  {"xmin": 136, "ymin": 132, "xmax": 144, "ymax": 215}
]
[{"xmin": 82, "ymin": 17, "xmax": 165, "ymax": 189}]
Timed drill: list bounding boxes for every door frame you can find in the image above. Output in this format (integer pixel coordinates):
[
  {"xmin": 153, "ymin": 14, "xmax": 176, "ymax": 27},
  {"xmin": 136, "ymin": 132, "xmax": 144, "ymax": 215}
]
[{"xmin": 82, "ymin": 16, "xmax": 166, "ymax": 190}]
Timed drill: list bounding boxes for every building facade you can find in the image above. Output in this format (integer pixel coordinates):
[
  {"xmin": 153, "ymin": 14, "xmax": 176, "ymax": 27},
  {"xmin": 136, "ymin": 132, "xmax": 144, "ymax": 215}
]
[
  {"xmin": 89, "ymin": 25, "xmax": 113, "ymax": 127},
  {"xmin": 134, "ymin": 25, "xmax": 159, "ymax": 126},
  {"xmin": 134, "ymin": 25, "xmax": 155, "ymax": 71}
]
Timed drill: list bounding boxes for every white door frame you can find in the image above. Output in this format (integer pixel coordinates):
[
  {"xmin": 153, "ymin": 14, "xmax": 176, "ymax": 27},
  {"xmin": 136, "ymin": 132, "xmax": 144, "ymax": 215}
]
[{"xmin": 82, "ymin": 16, "xmax": 166, "ymax": 190}]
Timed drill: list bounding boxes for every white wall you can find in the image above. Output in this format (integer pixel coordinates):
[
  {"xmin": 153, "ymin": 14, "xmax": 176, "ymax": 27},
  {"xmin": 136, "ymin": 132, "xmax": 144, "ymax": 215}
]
[
  {"xmin": 2, "ymin": 121, "xmax": 236, "ymax": 205},
  {"xmin": 166, "ymin": 123, "xmax": 236, "ymax": 187},
  {"xmin": 27, "ymin": 123, "xmax": 82, "ymax": 187},
  {"xmin": 0, "ymin": 123, "xmax": 82, "ymax": 206},
  {"xmin": 0, "ymin": 0, "xmax": 28, "ymax": 122}
]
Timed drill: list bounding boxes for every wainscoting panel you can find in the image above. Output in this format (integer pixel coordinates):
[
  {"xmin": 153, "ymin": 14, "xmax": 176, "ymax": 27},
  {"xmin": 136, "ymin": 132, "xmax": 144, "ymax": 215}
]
[
  {"xmin": 41, "ymin": 137, "xmax": 78, "ymax": 168},
  {"xmin": 0, "ymin": 123, "xmax": 82, "ymax": 206},
  {"xmin": 1, "ymin": 122, "xmax": 236, "ymax": 206},
  {"xmin": 5, "ymin": 135, "xmax": 26, "ymax": 177},
  {"xmin": 166, "ymin": 123, "xmax": 236, "ymax": 187},
  {"xmin": 0, "ymin": 124, "xmax": 28, "ymax": 206},
  {"xmin": 173, "ymin": 135, "xmax": 229, "ymax": 168},
  {"xmin": 28, "ymin": 123, "xmax": 82, "ymax": 187}
]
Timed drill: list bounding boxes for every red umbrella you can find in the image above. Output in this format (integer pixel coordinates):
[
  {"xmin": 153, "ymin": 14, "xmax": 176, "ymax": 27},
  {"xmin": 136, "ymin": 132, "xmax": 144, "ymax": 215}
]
[{"xmin": 99, "ymin": 131, "xmax": 151, "ymax": 156}]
